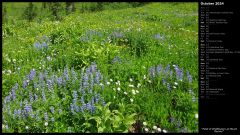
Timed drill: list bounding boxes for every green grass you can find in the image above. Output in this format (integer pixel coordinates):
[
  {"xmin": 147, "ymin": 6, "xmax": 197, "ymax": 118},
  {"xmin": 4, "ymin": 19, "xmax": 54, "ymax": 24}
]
[{"xmin": 2, "ymin": 2, "xmax": 198, "ymax": 133}]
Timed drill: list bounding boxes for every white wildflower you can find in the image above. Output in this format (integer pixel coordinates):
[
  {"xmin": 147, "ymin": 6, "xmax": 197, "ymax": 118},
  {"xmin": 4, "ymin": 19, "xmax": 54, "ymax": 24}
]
[
  {"xmin": 148, "ymin": 80, "xmax": 151, "ymax": 83},
  {"xmin": 143, "ymin": 75, "xmax": 147, "ymax": 79},
  {"xmin": 143, "ymin": 122, "xmax": 147, "ymax": 126},
  {"xmin": 144, "ymin": 128, "xmax": 149, "ymax": 132},
  {"xmin": 110, "ymin": 79, "xmax": 113, "ymax": 82},
  {"xmin": 130, "ymin": 78, "xmax": 133, "ymax": 82},
  {"xmin": 195, "ymin": 113, "xmax": 198, "ymax": 119},
  {"xmin": 124, "ymin": 92, "xmax": 128, "ymax": 95},
  {"xmin": 117, "ymin": 87, "xmax": 120, "ymax": 91},
  {"xmin": 157, "ymin": 128, "xmax": 161, "ymax": 132},
  {"xmin": 128, "ymin": 84, "xmax": 134, "ymax": 88},
  {"xmin": 45, "ymin": 122, "xmax": 48, "ymax": 126},
  {"xmin": 26, "ymin": 126, "xmax": 29, "ymax": 129},
  {"xmin": 99, "ymin": 83, "xmax": 103, "ymax": 86},
  {"xmin": 132, "ymin": 90, "xmax": 136, "ymax": 95},
  {"xmin": 7, "ymin": 70, "xmax": 11, "ymax": 74},
  {"xmin": 130, "ymin": 98, "xmax": 134, "ymax": 102},
  {"xmin": 173, "ymin": 86, "xmax": 176, "ymax": 89},
  {"xmin": 136, "ymin": 90, "xmax": 139, "ymax": 94},
  {"xmin": 107, "ymin": 82, "xmax": 110, "ymax": 85},
  {"xmin": 153, "ymin": 126, "xmax": 157, "ymax": 130},
  {"xmin": 162, "ymin": 129, "xmax": 167, "ymax": 133},
  {"xmin": 174, "ymin": 82, "xmax": 178, "ymax": 85},
  {"xmin": 117, "ymin": 80, "xmax": 120, "ymax": 85},
  {"xmin": 137, "ymin": 83, "xmax": 141, "ymax": 88}
]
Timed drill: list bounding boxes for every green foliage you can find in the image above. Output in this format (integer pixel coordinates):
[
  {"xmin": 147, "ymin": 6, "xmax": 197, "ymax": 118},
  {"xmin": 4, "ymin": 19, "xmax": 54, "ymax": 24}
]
[
  {"xmin": 89, "ymin": 102, "xmax": 137, "ymax": 133},
  {"xmin": 2, "ymin": 3, "xmax": 198, "ymax": 133}
]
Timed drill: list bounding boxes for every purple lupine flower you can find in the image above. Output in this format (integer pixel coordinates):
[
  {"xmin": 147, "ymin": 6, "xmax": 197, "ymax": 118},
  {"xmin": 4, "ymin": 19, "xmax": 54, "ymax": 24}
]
[
  {"xmin": 42, "ymin": 90, "xmax": 46, "ymax": 101},
  {"xmin": 47, "ymin": 79, "xmax": 53, "ymax": 90},
  {"xmin": 11, "ymin": 89, "xmax": 16, "ymax": 101},
  {"xmin": 164, "ymin": 64, "xmax": 170, "ymax": 73},
  {"xmin": 34, "ymin": 93, "xmax": 38, "ymax": 101},
  {"xmin": 156, "ymin": 64, "xmax": 162, "ymax": 75},
  {"xmin": 153, "ymin": 33, "xmax": 165, "ymax": 40},
  {"xmin": 72, "ymin": 91, "xmax": 78, "ymax": 103},
  {"xmin": 59, "ymin": 109, "xmax": 62, "ymax": 114},
  {"xmin": 148, "ymin": 67, "xmax": 156, "ymax": 78},
  {"xmin": 187, "ymin": 71, "xmax": 192, "ymax": 83},
  {"xmin": 176, "ymin": 121, "xmax": 181, "ymax": 128},
  {"xmin": 112, "ymin": 56, "xmax": 122, "ymax": 64},
  {"xmin": 44, "ymin": 70, "xmax": 48, "ymax": 78},
  {"xmin": 42, "ymin": 42, "xmax": 48, "ymax": 49},
  {"xmin": 90, "ymin": 62, "xmax": 97, "ymax": 73},
  {"xmin": 80, "ymin": 95, "xmax": 85, "ymax": 104},
  {"xmin": 57, "ymin": 77, "xmax": 63, "ymax": 86},
  {"xmin": 51, "ymin": 74, "xmax": 55, "ymax": 84},
  {"xmin": 63, "ymin": 67, "xmax": 69, "ymax": 81},
  {"xmin": 29, "ymin": 92, "xmax": 33, "ymax": 102},
  {"xmin": 13, "ymin": 109, "xmax": 17, "ymax": 119},
  {"xmin": 71, "ymin": 68, "xmax": 77, "ymax": 81},
  {"xmin": 80, "ymin": 103, "xmax": 86, "ymax": 112},
  {"xmin": 74, "ymin": 103, "xmax": 80, "ymax": 112},
  {"xmin": 4, "ymin": 96, "xmax": 11, "ymax": 104},
  {"xmin": 17, "ymin": 109, "xmax": 21, "ymax": 118},
  {"xmin": 51, "ymin": 117, "xmax": 55, "ymax": 122},
  {"xmin": 82, "ymin": 73, "xmax": 89, "ymax": 89},
  {"xmin": 30, "ymin": 111, "xmax": 34, "ymax": 119},
  {"xmin": 62, "ymin": 78, "xmax": 67, "ymax": 87},
  {"xmin": 7, "ymin": 105, "xmax": 12, "ymax": 116},
  {"xmin": 170, "ymin": 70, "xmax": 173, "ymax": 77},
  {"xmin": 24, "ymin": 103, "xmax": 32, "ymax": 113},
  {"xmin": 86, "ymin": 67, "xmax": 91, "ymax": 74},
  {"xmin": 20, "ymin": 100, "xmax": 22, "ymax": 107},
  {"xmin": 102, "ymin": 100, "xmax": 106, "ymax": 106},
  {"xmin": 95, "ymin": 70, "xmax": 102, "ymax": 84},
  {"xmin": 169, "ymin": 116, "xmax": 175, "ymax": 123},
  {"xmin": 34, "ymin": 42, "xmax": 41, "ymax": 49},
  {"xmin": 39, "ymin": 73, "xmax": 44, "ymax": 82},
  {"xmin": 36, "ymin": 110, "xmax": 40, "ymax": 121},
  {"xmin": 167, "ymin": 83, "xmax": 171, "ymax": 91},
  {"xmin": 162, "ymin": 79, "xmax": 166, "ymax": 85},
  {"xmin": 39, "ymin": 73, "xmax": 45, "ymax": 89},
  {"xmin": 44, "ymin": 112, "xmax": 48, "ymax": 121},
  {"xmin": 22, "ymin": 80, "xmax": 28, "ymax": 89},
  {"xmin": 112, "ymin": 31, "xmax": 123, "ymax": 38},
  {"xmin": 50, "ymin": 106, "xmax": 55, "ymax": 114},
  {"xmin": 70, "ymin": 103, "xmax": 75, "ymax": 113},
  {"xmin": 89, "ymin": 74, "xmax": 94, "ymax": 94},
  {"xmin": 94, "ymin": 93, "xmax": 100, "ymax": 103},
  {"xmin": 86, "ymin": 102, "xmax": 91, "ymax": 110},
  {"xmin": 43, "ymin": 35, "xmax": 50, "ymax": 42},
  {"xmin": 29, "ymin": 69, "xmax": 36, "ymax": 81},
  {"xmin": 34, "ymin": 82, "xmax": 38, "ymax": 90},
  {"xmin": 174, "ymin": 66, "xmax": 183, "ymax": 81}
]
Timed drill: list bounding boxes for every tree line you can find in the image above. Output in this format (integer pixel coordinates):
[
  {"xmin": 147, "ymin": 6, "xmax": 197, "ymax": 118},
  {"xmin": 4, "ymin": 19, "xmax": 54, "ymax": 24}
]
[{"xmin": 2, "ymin": 2, "xmax": 148, "ymax": 23}]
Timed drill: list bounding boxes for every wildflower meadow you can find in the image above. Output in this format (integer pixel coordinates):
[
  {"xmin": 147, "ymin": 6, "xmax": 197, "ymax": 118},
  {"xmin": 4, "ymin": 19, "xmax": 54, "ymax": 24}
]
[{"xmin": 2, "ymin": 2, "xmax": 198, "ymax": 133}]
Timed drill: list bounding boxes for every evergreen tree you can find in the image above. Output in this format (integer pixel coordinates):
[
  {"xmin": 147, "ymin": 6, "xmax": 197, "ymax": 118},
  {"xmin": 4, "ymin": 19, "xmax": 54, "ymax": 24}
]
[{"xmin": 23, "ymin": 2, "xmax": 37, "ymax": 22}]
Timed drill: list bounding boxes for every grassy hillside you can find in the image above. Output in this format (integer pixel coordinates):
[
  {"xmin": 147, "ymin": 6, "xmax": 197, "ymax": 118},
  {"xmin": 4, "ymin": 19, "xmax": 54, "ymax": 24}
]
[{"xmin": 2, "ymin": 2, "xmax": 198, "ymax": 133}]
